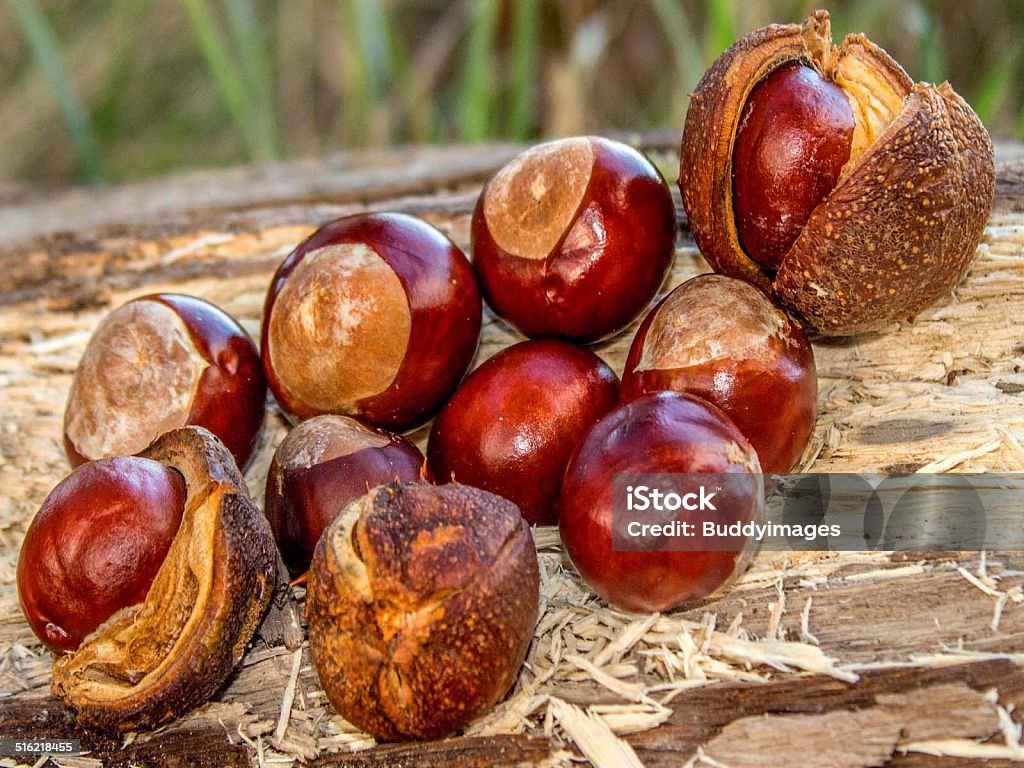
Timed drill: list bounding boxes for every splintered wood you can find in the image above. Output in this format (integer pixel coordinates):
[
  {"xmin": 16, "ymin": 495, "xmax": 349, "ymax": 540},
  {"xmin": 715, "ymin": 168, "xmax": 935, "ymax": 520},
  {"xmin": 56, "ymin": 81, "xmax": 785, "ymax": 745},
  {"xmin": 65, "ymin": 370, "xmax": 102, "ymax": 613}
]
[{"xmin": 1, "ymin": 138, "xmax": 1024, "ymax": 767}]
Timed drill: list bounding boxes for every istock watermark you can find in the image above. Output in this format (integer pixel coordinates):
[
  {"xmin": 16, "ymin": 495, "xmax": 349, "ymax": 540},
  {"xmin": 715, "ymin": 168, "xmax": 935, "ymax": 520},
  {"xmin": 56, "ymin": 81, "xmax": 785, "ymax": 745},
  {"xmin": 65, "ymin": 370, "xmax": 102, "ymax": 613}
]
[{"xmin": 612, "ymin": 473, "xmax": 1024, "ymax": 552}]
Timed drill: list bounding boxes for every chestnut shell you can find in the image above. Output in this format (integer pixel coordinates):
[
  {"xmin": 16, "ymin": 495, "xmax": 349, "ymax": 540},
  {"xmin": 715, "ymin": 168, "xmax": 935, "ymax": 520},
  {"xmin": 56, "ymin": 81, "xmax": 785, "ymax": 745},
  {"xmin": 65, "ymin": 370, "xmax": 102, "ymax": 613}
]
[
  {"xmin": 471, "ymin": 136, "xmax": 677, "ymax": 343},
  {"xmin": 63, "ymin": 293, "xmax": 266, "ymax": 470},
  {"xmin": 50, "ymin": 427, "xmax": 277, "ymax": 732},
  {"xmin": 680, "ymin": 10, "xmax": 995, "ymax": 336},
  {"xmin": 558, "ymin": 392, "xmax": 762, "ymax": 613},
  {"xmin": 261, "ymin": 212, "xmax": 481, "ymax": 429},
  {"xmin": 306, "ymin": 481, "xmax": 539, "ymax": 741}
]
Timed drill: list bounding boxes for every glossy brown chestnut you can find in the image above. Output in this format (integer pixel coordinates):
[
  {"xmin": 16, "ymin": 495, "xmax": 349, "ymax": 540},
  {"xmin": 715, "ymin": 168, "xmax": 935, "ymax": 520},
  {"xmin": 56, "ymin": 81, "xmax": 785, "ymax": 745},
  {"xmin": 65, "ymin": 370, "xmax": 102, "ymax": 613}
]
[
  {"xmin": 558, "ymin": 392, "xmax": 762, "ymax": 613},
  {"xmin": 306, "ymin": 481, "xmax": 539, "ymax": 741},
  {"xmin": 427, "ymin": 339, "xmax": 619, "ymax": 525},
  {"xmin": 472, "ymin": 136, "xmax": 677, "ymax": 342},
  {"xmin": 622, "ymin": 274, "xmax": 816, "ymax": 475},
  {"xmin": 266, "ymin": 414, "xmax": 430, "ymax": 575},
  {"xmin": 43, "ymin": 428, "xmax": 276, "ymax": 732},
  {"xmin": 732, "ymin": 62, "xmax": 854, "ymax": 271},
  {"xmin": 64, "ymin": 293, "xmax": 266, "ymax": 469},
  {"xmin": 18, "ymin": 457, "xmax": 187, "ymax": 652},
  {"xmin": 262, "ymin": 212, "xmax": 481, "ymax": 430},
  {"xmin": 680, "ymin": 11, "xmax": 995, "ymax": 335}
]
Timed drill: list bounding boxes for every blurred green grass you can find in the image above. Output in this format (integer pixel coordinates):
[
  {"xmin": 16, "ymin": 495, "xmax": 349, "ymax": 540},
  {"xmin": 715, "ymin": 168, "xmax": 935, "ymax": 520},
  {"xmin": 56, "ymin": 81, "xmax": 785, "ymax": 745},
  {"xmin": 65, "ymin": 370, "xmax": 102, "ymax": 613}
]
[{"xmin": 2, "ymin": 0, "xmax": 1022, "ymax": 185}]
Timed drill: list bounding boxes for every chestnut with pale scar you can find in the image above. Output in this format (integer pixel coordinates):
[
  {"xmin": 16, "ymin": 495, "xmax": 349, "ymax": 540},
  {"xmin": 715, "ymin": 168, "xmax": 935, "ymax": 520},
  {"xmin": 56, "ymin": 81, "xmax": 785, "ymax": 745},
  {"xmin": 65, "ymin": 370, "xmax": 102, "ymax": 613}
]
[
  {"xmin": 472, "ymin": 136, "xmax": 676, "ymax": 343},
  {"xmin": 262, "ymin": 212, "xmax": 482, "ymax": 430},
  {"xmin": 63, "ymin": 294, "xmax": 266, "ymax": 470},
  {"xmin": 623, "ymin": 275, "xmax": 817, "ymax": 475},
  {"xmin": 265, "ymin": 414, "xmax": 430, "ymax": 576}
]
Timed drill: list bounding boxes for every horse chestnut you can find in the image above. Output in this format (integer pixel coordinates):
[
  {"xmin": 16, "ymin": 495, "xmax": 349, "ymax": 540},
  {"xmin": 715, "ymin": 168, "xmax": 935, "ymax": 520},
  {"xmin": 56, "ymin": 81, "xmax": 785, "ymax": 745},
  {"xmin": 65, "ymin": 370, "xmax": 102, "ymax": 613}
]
[
  {"xmin": 306, "ymin": 482, "xmax": 539, "ymax": 741},
  {"xmin": 622, "ymin": 274, "xmax": 816, "ymax": 475},
  {"xmin": 265, "ymin": 414, "xmax": 429, "ymax": 576},
  {"xmin": 18, "ymin": 457, "xmax": 187, "ymax": 652},
  {"xmin": 472, "ymin": 136, "xmax": 676, "ymax": 342},
  {"xmin": 732, "ymin": 62, "xmax": 854, "ymax": 271},
  {"xmin": 427, "ymin": 339, "xmax": 619, "ymax": 525},
  {"xmin": 680, "ymin": 10, "xmax": 995, "ymax": 335},
  {"xmin": 64, "ymin": 293, "xmax": 266, "ymax": 469},
  {"xmin": 558, "ymin": 392, "xmax": 762, "ymax": 613},
  {"xmin": 262, "ymin": 212, "xmax": 481, "ymax": 429}
]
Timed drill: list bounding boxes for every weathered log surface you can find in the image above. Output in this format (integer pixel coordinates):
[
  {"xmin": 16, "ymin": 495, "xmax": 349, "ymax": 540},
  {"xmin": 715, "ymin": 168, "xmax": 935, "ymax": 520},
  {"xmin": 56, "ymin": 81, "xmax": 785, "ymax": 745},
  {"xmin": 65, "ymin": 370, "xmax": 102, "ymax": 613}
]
[{"xmin": 1, "ymin": 135, "xmax": 1024, "ymax": 767}]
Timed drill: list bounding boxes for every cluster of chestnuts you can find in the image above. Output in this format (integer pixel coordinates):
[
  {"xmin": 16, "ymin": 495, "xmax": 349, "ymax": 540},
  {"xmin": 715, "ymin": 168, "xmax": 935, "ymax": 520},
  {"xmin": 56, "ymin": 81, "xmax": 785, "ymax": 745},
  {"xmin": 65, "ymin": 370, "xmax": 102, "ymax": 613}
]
[{"xmin": 17, "ymin": 9, "xmax": 993, "ymax": 743}]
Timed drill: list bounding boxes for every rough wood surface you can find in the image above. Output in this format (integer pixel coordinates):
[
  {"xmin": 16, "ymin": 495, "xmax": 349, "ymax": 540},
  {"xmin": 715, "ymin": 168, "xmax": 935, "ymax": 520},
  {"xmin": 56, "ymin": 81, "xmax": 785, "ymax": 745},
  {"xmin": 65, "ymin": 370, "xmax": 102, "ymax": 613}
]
[{"xmin": 2, "ymin": 135, "xmax": 1024, "ymax": 767}]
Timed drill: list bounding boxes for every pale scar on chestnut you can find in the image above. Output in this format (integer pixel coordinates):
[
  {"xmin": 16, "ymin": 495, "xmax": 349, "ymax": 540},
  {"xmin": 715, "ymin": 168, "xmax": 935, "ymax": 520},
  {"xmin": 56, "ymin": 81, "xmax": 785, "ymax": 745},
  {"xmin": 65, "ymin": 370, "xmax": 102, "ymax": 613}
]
[
  {"xmin": 635, "ymin": 276, "xmax": 792, "ymax": 372},
  {"xmin": 65, "ymin": 300, "xmax": 204, "ymax": 459},
  {"xmin": 274, "ymin": 414, "xmax": 390, "ymax": 472},
  {"xmin": 267, "ymin": 243, "xmax": 412, "ymax": 411},
  {"xmin": 483, "ymin": 137, "xmax": 596, "ymax": 261}
]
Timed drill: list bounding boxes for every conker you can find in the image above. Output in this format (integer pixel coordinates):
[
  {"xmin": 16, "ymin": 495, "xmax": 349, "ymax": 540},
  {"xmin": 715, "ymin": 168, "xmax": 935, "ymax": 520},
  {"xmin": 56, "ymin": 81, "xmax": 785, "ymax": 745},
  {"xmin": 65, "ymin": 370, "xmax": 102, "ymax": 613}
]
[
  {"xmin": 306, "ymin": 482, "xmax": 539, "ymax": 741},
  {"xmin": 427, "ymin": 339, "xmax": 619, "ymax": 525},
  {"xmin": 732, "ymin": 62, "xmax": 854, "ymax": 271},
  {"xmin": 18, "ymin": 457, "xmax": 187, "ymax": 652},
  {"xmin": 472, "ymin": 136, "xmax": 677, "ymax": 342},
  {"xmin": 265, "ymin": 414, "xmax": 430, "ymax": 576},
  {"xmin": 680, "ymin": 10, "xmax": 995, "ymax": 335},
  {"xmin": 47, "ymin": 427, "xmax": 277, "ymax": 732},
  {"xmin": 64, "ymin": 293, "xmax": 266, "ymax": 469},
  {"xmin": 262, "ymin": 212, "xmax": 481, "ymax": 429},
  {"xmin": 558, "ymin": 392, "xmax": 762, "ymax": 613},
  {"xmin": 622, "ymin": 274, "xmax": 816, "ymax": 475}
]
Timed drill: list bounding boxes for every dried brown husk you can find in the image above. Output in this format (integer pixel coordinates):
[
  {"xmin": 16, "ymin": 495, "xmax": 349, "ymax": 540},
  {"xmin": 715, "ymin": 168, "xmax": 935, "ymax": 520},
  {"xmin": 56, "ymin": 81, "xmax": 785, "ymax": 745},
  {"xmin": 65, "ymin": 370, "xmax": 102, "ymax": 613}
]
[
  {"xmin": 305, "ymin": 481, "xmax": 540, "ymax": 741},
  {"xmin": 51, "ymin": 426, "xmax": 277, "ymax": 732},
  {"xmin": 680, "ymin": 10, "xmax": 996, "ymax": 336}
]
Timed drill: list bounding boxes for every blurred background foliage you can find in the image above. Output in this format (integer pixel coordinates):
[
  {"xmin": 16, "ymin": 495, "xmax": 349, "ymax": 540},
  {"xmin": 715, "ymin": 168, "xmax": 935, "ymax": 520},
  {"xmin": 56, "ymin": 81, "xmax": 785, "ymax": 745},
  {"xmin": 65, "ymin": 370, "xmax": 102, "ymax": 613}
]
[{"xmin": 2, "ymin": 0, "xmax": 1023, "ymax": 186}]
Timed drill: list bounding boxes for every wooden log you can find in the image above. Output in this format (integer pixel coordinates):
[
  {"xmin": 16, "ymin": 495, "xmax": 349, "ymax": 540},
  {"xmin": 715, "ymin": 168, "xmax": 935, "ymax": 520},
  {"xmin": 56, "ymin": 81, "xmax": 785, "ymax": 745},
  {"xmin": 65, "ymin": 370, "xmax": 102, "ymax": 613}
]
[{"xmin": 1, "ymin": 136, "xmax": 1024, "ymax": 767}]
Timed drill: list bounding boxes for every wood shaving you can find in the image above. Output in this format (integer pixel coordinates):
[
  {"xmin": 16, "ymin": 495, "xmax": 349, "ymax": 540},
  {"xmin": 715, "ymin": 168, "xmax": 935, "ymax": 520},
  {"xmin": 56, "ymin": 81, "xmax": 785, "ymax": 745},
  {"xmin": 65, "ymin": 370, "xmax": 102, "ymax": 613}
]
[{"xmin": 546, "ymin": 697, "xmax": 646, "ymax": 768}]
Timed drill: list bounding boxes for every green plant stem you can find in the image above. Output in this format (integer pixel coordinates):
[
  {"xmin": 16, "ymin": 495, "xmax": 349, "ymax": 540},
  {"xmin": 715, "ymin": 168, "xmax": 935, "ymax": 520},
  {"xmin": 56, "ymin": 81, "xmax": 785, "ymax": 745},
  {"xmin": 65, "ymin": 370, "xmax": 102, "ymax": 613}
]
[
  {"xmin": 182, "ymin": 0, "xmax": 277, "ymax": 161},
  {"xmin": 460, "ymin": 1, "xmax": 500, "ymax": 141},
  {"xmin": 225, "ymin": 0, "xmax": 279, "ymax": 157},
  {"xmin": 10, "ymin": 0, "xmax": 105, "ymax": 182},
  {"xmin": 705, "ymin": 0, "xmax": 736, "ymax": 62},
  {"xmin": 510, "ymin": 0, "xmax": 539, "ymax": 140}
]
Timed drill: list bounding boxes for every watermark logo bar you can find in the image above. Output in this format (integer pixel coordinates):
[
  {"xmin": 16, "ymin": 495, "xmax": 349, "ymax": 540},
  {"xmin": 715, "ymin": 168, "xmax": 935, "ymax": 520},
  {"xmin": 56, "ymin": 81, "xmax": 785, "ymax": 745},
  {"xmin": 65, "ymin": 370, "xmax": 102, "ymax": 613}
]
[{"xmin": 612, "ymin": 473, "xmax": 1024, "ymax": 552}]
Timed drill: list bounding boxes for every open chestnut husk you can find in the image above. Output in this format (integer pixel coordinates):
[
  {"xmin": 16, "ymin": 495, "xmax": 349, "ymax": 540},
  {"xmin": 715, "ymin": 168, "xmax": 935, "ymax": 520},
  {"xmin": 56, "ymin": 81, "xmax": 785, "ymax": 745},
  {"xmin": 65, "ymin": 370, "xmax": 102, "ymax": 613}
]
[
  {"xmin": 306, "ymin": 481, "xmax": 539, "ymax": 741},
  {"xmin": 47, "ymin": 427, "xmax": 277, "ymax": 732},
  {"xmin": 680, "ymin": 10, "xmax": 995, "ymax": 336}
]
